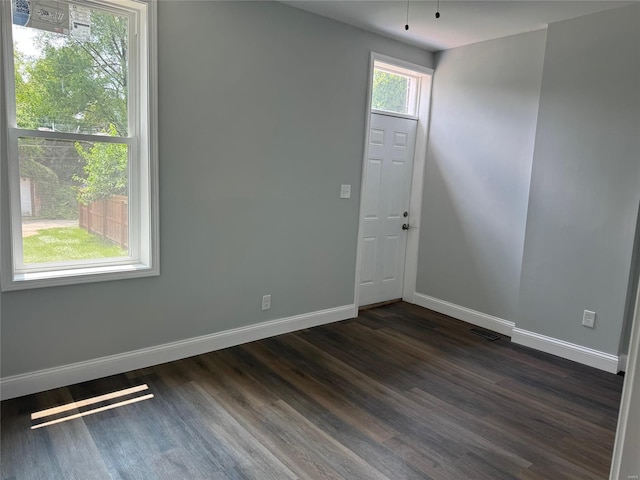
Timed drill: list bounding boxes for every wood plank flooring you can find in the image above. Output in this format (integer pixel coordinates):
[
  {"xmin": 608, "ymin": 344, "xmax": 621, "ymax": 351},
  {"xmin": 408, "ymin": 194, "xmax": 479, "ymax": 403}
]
[{"xmin": 1, "ymin": 302, "xmax": 624, "ymax": 479}]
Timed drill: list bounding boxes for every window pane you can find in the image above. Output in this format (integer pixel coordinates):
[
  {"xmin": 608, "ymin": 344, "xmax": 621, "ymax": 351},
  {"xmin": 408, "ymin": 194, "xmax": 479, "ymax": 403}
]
[
  {"xmin": 18, "ymin": 136, "xmax": 129, "ymax": 265},
  {"xmin": 372, "ymin": 69, "xmax": 410, "ymax": 114},
  {"xmin": 12, "ymin": 2, "xmax": 129, "ymax": 136}
]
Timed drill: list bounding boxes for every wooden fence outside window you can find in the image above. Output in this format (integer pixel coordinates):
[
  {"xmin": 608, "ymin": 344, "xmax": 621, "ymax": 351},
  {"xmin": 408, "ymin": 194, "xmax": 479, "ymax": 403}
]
[{"xmin": 79, "ymin": 195, "xmax": 128, "ymax": 249}]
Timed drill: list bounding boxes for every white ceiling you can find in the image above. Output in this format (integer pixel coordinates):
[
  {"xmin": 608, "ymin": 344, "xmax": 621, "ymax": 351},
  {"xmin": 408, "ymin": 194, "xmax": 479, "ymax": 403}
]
[{"xmin": 281, "ymin": 1, "xmax": 634, "ymax": 51}]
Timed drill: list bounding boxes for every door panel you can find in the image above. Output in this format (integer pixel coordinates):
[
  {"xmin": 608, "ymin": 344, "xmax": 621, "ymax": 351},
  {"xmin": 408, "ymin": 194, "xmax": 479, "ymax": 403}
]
[
  {"xmin": 360, "ymin": 237, "xmax": 377, "ymax": 284},
  {"xmin": 383, "ymin": 234, "xmax": 400, "ymax": 281},
  {"xmin": 363, "ymin": 159, "xmax": 382, "ymax": 219},
  {"xmin": 388, "ymin": 160, "xmax": 405, "ymax": 216},
  {"xmin": 359, "ymin": 113, "xmax": 418, "ymax": 307}
]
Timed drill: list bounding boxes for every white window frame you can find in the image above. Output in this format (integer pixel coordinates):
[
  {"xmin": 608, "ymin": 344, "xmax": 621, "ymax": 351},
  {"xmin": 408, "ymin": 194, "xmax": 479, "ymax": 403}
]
[{"xmin": 0, "ymin": 0, "xmax": 159, "ymax": 291}]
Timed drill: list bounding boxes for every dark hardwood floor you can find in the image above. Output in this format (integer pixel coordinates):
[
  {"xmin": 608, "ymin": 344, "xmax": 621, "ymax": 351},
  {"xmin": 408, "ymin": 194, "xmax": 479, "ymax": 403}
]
[{"xmin": 1, "ymin": 302, "xmax": 624, "ymax": 479}]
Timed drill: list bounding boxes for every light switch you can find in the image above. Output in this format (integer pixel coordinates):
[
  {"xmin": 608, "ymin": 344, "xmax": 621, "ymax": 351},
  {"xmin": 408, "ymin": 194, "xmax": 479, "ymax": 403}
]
[
  {"xmin": 340, "ymin": 184, "xmax": 351, "ymax": 199},
  {"xmin": 582, "ymin": 310, "xmax": 596, "ymax": 328}
]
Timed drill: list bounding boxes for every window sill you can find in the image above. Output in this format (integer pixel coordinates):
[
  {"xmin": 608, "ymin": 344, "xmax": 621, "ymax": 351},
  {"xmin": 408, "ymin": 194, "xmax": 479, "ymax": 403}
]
[{"xmin": 3, "ymin": 262, "xmax": 159, "ymax": 291}]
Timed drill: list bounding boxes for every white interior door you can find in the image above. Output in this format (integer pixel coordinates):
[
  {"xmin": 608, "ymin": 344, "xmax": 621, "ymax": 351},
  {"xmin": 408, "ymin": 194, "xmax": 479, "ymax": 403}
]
[{"xmin": 358, "ymin": 113, "xmax": 418, "ymax": 307}]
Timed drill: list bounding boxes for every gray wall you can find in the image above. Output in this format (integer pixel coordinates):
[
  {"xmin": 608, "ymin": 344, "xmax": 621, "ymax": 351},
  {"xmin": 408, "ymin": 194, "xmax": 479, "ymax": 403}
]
[
  {"xmin": 517, "ymin": 4, "xmax": 640, "ymax": 354},
  {"xmin": 0, "ymin": 1, "xmax": 432, "ymax": 377},
  {"xmin": 416, "ymin": 30, "xmax": 547, "ymax": 321},
  {"xmin": 416, "ymin": 4, "xmax": 640, "ymax": 358}
]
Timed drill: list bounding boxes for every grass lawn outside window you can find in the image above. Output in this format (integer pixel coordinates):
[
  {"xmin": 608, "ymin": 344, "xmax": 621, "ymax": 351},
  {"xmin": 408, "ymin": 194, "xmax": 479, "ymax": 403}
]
[{"xmin": 23, "ymin": 227, "xmax": 127, "ymax": 264}]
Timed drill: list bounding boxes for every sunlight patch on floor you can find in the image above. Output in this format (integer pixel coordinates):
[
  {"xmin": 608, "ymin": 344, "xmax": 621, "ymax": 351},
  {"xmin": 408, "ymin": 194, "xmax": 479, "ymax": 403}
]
[{"xmin": 31, "ymin": 384, "xmax": 153, "ymax": 430}]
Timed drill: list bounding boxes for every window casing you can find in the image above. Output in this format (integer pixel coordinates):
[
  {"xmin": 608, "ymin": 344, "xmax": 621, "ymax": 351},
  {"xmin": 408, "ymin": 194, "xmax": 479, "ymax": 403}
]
[{"xmin": 1, "ymin": 0, "xmax": 158, "ymax": 290}]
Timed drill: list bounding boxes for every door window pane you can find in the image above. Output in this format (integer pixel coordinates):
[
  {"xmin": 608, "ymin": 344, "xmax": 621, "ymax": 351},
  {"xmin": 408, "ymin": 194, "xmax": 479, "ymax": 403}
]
[
  {"xmin": 372, "ymin": 70, "xmax": 410, "ymax": 113},
  {"xmin": 371, "ymin": 62, "xmax": 419, "ymax": 116}
]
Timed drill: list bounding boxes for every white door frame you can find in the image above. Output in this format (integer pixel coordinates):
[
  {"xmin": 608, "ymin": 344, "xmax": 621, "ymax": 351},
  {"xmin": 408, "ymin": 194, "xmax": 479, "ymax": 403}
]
[
  {"xmin": 354, "ymin": 53, "xmax": 434, "ymax": 308},
  {"xmin": 609, "ymin": 274, "xmax": 640, "ymax": 479}
]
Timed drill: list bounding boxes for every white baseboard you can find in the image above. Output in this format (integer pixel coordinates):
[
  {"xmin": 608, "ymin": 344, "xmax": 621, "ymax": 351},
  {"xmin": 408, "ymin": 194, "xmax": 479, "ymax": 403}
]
[
  {"xmin": 411, "ymin": 293, "xmax": 619, "ymax": 373},
  {"xmin": 618, "ymin": 353, "xmax": 628, "ymax": 373},
  {"xmin": 412, "ymin": 293, "xmax": 515, "ymax": 336},
  {"xmin": 511, "ymin": 328, "xmax": 619, "ymax": 374},
  {"xmin": 0, "ymin": 304, "xmax": 357, "ymax": 400}
]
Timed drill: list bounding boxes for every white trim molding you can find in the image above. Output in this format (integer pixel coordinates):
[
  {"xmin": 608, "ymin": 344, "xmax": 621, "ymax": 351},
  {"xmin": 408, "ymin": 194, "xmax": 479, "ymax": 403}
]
[
  {"xmin": 511, "ymin": 328, "xmax": 619, "ymax": 374},
  {"xmin": 412, "ymin": 292, "xmax": 515, "ymax": 337},
  {"xmin": 618, "ymin": 353, "xmax": 628, "ymax": 373},
  {"xmin": 411, "ymin": 293, "xmax": 621, "ymax": 374},
  {"xmin": 610, "ymin": 268, "xmax": 640, "ymax": 479},
  {"xmin": 0, "ymin": 304, "xmax": 357, "ymax": 400}
]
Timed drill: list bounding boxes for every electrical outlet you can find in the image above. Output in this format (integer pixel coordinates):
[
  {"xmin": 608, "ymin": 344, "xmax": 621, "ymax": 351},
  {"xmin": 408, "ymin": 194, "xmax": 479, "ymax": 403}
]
[
  {"xmin": 582, "ymin": 310, "xmax": 596, "ymax": 328},
  {"xmin": 262, "ymin": 294, "xmax": 271, "ymax": 311},
  {"xmin": 340, "ymin": 184, "xmax": 351, "ymax": 199}
]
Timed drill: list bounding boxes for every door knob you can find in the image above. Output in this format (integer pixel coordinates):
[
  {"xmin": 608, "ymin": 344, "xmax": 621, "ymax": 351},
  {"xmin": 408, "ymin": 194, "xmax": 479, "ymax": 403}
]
[{"xmin": 402, "ymin": 224, "xmax": 410, "ymax": 230}]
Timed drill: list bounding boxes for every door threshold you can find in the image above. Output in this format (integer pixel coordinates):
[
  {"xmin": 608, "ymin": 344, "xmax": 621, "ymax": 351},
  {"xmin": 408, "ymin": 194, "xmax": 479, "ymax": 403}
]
[{"xmin": 359, "ymin": 298, "xmax": 402, "ymax": 311}]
